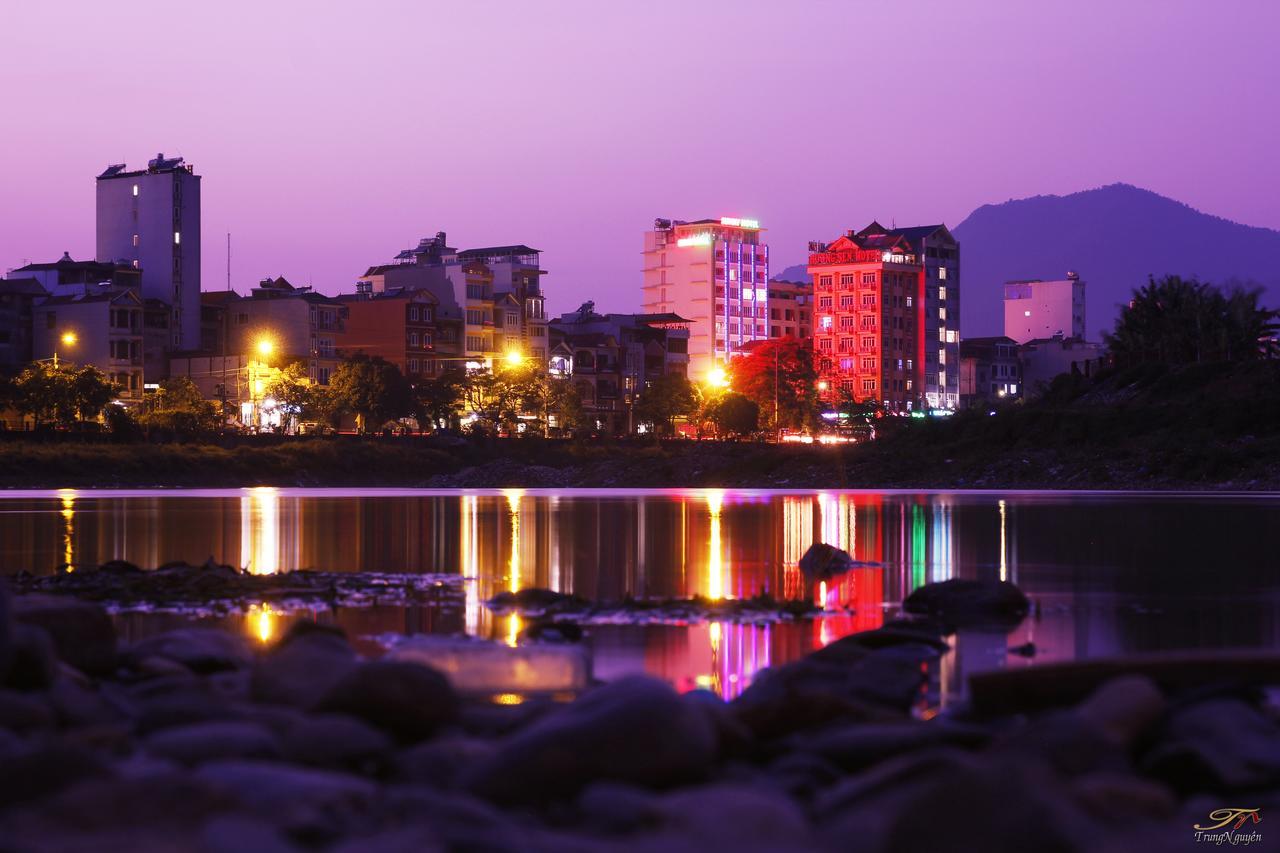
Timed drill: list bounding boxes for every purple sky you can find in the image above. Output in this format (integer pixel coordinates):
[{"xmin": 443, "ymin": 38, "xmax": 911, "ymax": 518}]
[{"xmin": 3, "ymin": 0, "xmax": 1278, "ymax": 317}]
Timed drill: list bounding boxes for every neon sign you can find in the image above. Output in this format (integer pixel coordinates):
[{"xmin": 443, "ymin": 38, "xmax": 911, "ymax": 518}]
[
  {"xmin": 720, "ymin": 217, "xmax": 760, "ymax": 229},
  {"xmin": 677, "ymin": 233, "xmax": 713, "ymax": 247}
]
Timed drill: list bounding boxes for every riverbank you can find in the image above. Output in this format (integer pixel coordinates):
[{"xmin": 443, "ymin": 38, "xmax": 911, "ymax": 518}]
[
  {"xmin": 1, "ymin": 576, "xmax": 1276, "ymax": 851},
  {"xmin": 3, "ymin": 361, "xmax": 1278, "ymax": 490}
]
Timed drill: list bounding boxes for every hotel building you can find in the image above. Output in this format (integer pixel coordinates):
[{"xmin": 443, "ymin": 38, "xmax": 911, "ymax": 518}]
[
  {"xmin": 808, "ymin": 222, "xmax": 960, "ymax": 411},
  {"xmin": 641, "ymin": 217, "xmax": 769, "ymax": 381}
]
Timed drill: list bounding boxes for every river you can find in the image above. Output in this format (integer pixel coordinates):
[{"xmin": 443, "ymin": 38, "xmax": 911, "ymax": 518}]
[{"xmin": 2, "ymin": 488, "xmax": 1276, "ymax": 707}]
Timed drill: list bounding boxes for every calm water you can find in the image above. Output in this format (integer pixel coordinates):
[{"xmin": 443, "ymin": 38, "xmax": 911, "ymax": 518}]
[{"xmin": 3, "ymin": 488, "xmax": 1278, "ymax": 706}]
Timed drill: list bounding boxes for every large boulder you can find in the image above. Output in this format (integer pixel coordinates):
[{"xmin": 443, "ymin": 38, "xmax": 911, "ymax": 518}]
[
  {"xmin": 462, "ymin": 675, "xmax": 718, "ymax": 805},
  {"xmin": 145, "ymin": 720, "xmax": 282, "ymax": 766},
  {"xmin": 10, "ymin": 594, "xmax": 117, "ymax": 675},
  {"xmin": 314, "ymin": 660, "xmax": 459, "ymax": 743},
  {"xmin": 250, "ymin": 623, "xmax": 358, "ymax": 708},
  {"xmin": 280, "ymin": 713, "xmax": 394, "ymax": 775},
  {"xmin": 1141, "ymin": 697, "xmax": 1280, "ymax": 793},
  {"xmin": 902, "ymin": 579, "xmax": 1029, "ymax": 628},
  {"xmin": 799, "ymin": 543, "xmax": 859, "ymax": 582},
  {"xmin": 128, "ymin": 628, "xmax": 254, "ymax": 674}
]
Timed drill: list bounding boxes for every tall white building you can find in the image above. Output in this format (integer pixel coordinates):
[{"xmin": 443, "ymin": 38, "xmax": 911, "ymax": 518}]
[
  {"xmin": 641, "ymin": 217, "xmax": 769, "ymax": 381},
  {"xmin": 1003, "ymin": 272, "xmax": 1085, "ymax": 344},
  {"xmin": 96, "ymin": 154, "xmax": 201, "ymax": 349}
]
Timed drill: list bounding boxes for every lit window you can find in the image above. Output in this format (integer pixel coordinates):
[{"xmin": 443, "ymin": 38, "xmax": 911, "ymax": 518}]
[
  {"xmin": 132, "ymin": 184, "xmax": 139, "ymax": 197},
  {"xmin": 132, "ymin": 234, "xmax": 139, "ymax": 247},
  {"xmin": 939, "ymin": 307, "xmax": 947, "ymax": 320},
  {"xmin": 1024, "ymin": 310, "xmax": 1031, "ymax": 317},
  {"xmin": 938, "ymin": 286, "xmax": 946, "ymax": 300},
  {"xmin": 174, "ymin": 232, "xmax": 181, "ymax": 245},
  {"xmin": 946, "ymin": 331, "xmax": 957, "ymax": 343},
  {"xmin": 938, "ymin": 328, "xmax": 946, "ymax": 342},
  {"xmin": 938, "ymin": 267, "xmax": 947, "ymax": 280}
]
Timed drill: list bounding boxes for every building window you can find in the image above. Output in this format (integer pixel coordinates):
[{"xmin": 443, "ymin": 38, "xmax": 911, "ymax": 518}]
[
  {"xmin": 46, "ymin": 312, "xmax": 56, "ymax": 328},
  {"xmin": 132, "ymin": 184, "xmax": 139, "ymax": 197},
  {"xmin": 466, "ymin": 309, "xmax": 486, "ymax": 325},
  {"xmin": 861, "ymin": 335, "xmax": 875, "ymax": 349},
  {"xmin": 818, "ymin": 338, "xmax": 832, "ymax": 351},
  {"xmin": 132, "ymin": 234, "xmax": 139, "ymax": 247},
  {"xmin": 423, "ymin": 331, "xmax": 433, "ymax": 347},
  {"xmin": 939, "ymin": 328, "xmax": 947, "ymax": 342},
  {"xmin": 947, "ymin": 330, "xmax": 957, "ymax": 343},
  {"xmin": 862, "ymin": 273, "xmax": 876, "ymax": 284},
  {"xmin": 409, "ymin": 358, "xmax": 420, "ymax": 373},
  {"xmin": 409, "ymin": 307, "xmax": 419, "ymax": 322},
  {"xmin": 939, "ymin": 349, "xmax": 946, "ymax": 365},
  {"xmin": 862, "ymin": 379, "xmax": 877, "ymax": 392},
  {"xmin": 906, "ymin": 296, "xmax": 913, "ymax": 308},
  {"xmin": 939, "ymin": 286, "xmax": 947, "ymax": 301},
  {"xmin": 861, "ymin": 294, "xmax": 876, "ymax": 307},
  {"xmin": 840, "ymin": 274, "xmax": 855, "ymax": 285},
  {"xmin": 819, "ymin": 315, "xmax": 832, "ymax": 330},
  {"xmin": 861, "ymin": 357, "xmax": 876, "ymax": 370},
  {"xmin": 409, "ymin": 332, "xmax": 419, "ymax": 347},
  {"xmin": 236, "ymin": 313, "xmax": 248, "ymax": 325},
  {"xmin": 174, "ymin": 232, "xmax": 181, "ymax": 245},
  {"xmin": 819, "ymin": 275, "xmax": 832, "ymax": 287},
  {"xmin": 819, "ymin": 296, "xmax": 832, "ymax": 309},
  {"xmin": 939, "ymin": 307, "xmax": 947, "ymax": 320},
  {"xmin": 938, "ymin": 267, "xmax": 948, "ymax": 281},
  {"xmin": 506, "ymin": 311, "xmax": 518, "ymax": 326}
]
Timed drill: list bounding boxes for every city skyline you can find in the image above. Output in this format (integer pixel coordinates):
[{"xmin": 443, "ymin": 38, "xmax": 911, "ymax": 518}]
[{"xmin": 2, "ymin": 0, "xmax": 1278, "ymax": 320}]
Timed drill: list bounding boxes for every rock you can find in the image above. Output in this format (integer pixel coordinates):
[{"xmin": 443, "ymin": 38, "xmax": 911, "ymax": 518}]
[
  {"xmin": 0, "ymin": 742, "xmax": 114, "ymax": 809},
  {"xmin": 902, "ymin": 578, "xmax": 1030, "ymax": 628},
  {"xmin": 397, "ymin": 735, "xmax": 498, "ymax": 788},
  {"xmin": 1069, "ymin": 771, "xmax": 1177, "ymax": 823},
  {"xmin": 1141, "ymin": 697, "xmax": 1280, "ymax": 793},
  {"xmin": 462, "ymin": 675, "xmax": 718, "ymax": 805},
  {"xmin": 145, "ymin": 720, "xmax": 282, "ymax": 766},
  {"xmin": 485, "ymin": 588, "xmax": 588, "ymax": 615},
  {"xmin": 314, "ymin": 660, "xmax": 459, "ymax": 743},
  {"xmin": 0, "ymin": 688, "xmax": 55, "ymax": 734},
  {"xmin": 280, "ymin": 713, "xmax": 394, "ymax": 775},
  {"xmin": 133, "ymin": 689, "xmax": 239, "ymax": 734},
  {"xmin": 0, "ymin": 581, "xmax": 12, "ymax": 680},
  {"xmin": 787, "ymin": 720, "xmax": 990, "ymax": 773},
  {"xmin": 642, "ymin": 784, "xmax": 818, "ymax": 852},
  {"xmin": 128, "ymin": 628, "xmax": 254, "ymax": 673},
  {"xmin": 194, "ymin": 760, "xmax": 377, "ymax": 838},
  {"xmin": 202, "ymin": 816, "xmax": 300, "ymax": 853},
  {"xmin": 379, "ymin": 787, "xmax": 523, "ymax": 851},
  {"xmin": 10, "ymin": 594, "xmax": 117, "ymax": 675},
  {"xmin": 1075, "ymin": 675, "xmax": 1165, "ymax": 747},
  {"xmin": 3, "ymin": 624, "xmax": 59, "ymax": 690},
  {"xmin": 798, "ymin": 542, "xmax": 857, "ymax": 582},
  {"xmin": 329, "ymin": 826, "xmax": 444, "ymax": 853},
  {"xmin": 811, "ymin": 625, "xmax": 950, "ymax": 657},
  {"xmin": 250, "ymin": 623, "xmax": 357, "ymax": 708},
  {"xmin": 765, "ymin": 751, "xmax": 844, "ymax": 800},
  {"xmin": 574, "ymin": 781, "xmax": 661, "ymax": 835}
]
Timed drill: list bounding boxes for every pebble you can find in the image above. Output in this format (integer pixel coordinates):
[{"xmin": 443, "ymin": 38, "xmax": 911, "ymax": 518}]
[{"xmin": 314, "ymin": 660, "xmax": 459, "ymax": 743}]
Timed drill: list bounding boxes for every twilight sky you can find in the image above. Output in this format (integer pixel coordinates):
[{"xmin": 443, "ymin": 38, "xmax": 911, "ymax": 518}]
[{"xmin": 2, "ymin": 0, "xmax": 1277, "ymax": 317}]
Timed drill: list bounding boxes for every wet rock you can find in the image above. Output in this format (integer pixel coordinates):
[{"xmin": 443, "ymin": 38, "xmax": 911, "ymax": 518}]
[
  {"xmin": 133, "ymin": 689, "xmax": 239, "ymax": 734},
  {"xmin": 799, "ymin": 542, "xmax": 857, "ymax": 582},
  {"xmin": 463, "ymin": 675, "xmax": 718, "ymax": 805},
  {"xmin": 145, "ymin": 720, "xmax": 283, "ymax": 766},
  {"xmin": 486, "ymin": 588, "xmax": 588, "ymax": 615},
  {"xmin": 1069, "ymin": 771, "xmax": 1177, "ymax": 823},
  {"xmin": 575, "ymin": 781, "xmax": 661, "ymax": 835},
  {"xmin": 128, "ymin": 628, "xmax": 254, "ymax": 674},
  {"xmin": 990, "ymin": 711, "xmax": 1132, "ymax": 778},
  {"xmin": 250, "ymin": 623, "xmax": 358, "ymax": 708},
  {"xmin": 397, "ymin": 735, "xmax": 498, "ymax": 787},
  {"xmin": 902, "ymin": 578, "xmax": 1030, "ymax": 628},
  {"xmin": 815, "ymin": 624, "xmax": 950, "ymax": 656},
  {"xmin": 280, "ymin": 713, "xmax": 394, "ymax": 775},
  {"xmin": 46, "ymin": 677, "xmax": 130, "ymax": 731},
  {"xmin": 380, "ymin": 787, "xmax": 524, "ymax": 851},
  {"xmin": 10, "ymin": 594, "xmax": 117, "ymax": 675},
  {"xmin": 765, "ymin": 751, "xmax": 844, "ymax": 800},
  {"xmin": 1141, "ymin": 697, "xmax": 1280, "ymax": 793},
  {"xmin": 0, "ymin": 742, "xmax": 114, "ymax": 808},
  {"xmin": 731, "ymin": 649, "xmax": 926, "ymax": 739},
  {"xmin": 194, "ymin": 759, "xmax": 377, "ymax": 838},
  {"xmin": 519, "ymin": 618, "xmax": 584, "ymax": 643},
  {"xmin": 0, "ymin": 581, "xmax": 12, "ymax": 679},
  {"xmin": 202, "ymin": 816, "xmax": 300, "ymax": 853},
  {"xmin": 315, "ymin": 660, "xmax": 459, "ymax": 743},
  {"xmin": 3, "ymin": 624, "xmax": 59, "ymax": 690},
  {"xmin": 682, "ymin": 688, "xmax": 753, "ymax": 758},
  {"xmin": 329, "ymin": 826, "xmax": 444, "ymax": 853}
]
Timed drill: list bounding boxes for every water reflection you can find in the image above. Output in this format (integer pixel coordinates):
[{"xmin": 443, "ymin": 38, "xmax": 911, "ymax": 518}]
[{"xmin": 5, "ymin": 489, "xmax": 1280, "ymax": 703}]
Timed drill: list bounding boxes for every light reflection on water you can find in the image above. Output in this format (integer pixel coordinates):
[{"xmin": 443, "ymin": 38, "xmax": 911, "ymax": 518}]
[{"xmin": 4, "ymin": 488, "xmax": 1280, "ymax": 703}]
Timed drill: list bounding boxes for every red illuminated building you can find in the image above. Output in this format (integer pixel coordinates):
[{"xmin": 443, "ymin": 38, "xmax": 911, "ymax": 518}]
[{"xmin": 808, "ymin": 223, "xmax": 960, "ymax": 411}]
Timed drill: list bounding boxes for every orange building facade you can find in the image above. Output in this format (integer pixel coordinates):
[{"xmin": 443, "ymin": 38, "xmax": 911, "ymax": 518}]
[{"xmin": 336, "ymin": 288, "xmax": 462, "ymax": 380}]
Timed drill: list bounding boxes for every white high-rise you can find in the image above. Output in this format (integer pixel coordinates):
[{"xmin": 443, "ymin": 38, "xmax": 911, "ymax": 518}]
[
  {"xmin": 1003, "ymin": 272, "xmax": 1085, "ymax": 344},
  {"xmin": 641, "ymin": 217, "xmax": 769, "ymax": 381},
  {"xmin": 96, "ymin": 154, "xmax": 202, "ymax": 349}
]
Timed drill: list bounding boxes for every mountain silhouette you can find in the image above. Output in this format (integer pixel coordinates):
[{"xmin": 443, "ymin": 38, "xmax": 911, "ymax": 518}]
[{"xmin": 774, "ymin": 184, "xmax": 1280, "ymax": 339}]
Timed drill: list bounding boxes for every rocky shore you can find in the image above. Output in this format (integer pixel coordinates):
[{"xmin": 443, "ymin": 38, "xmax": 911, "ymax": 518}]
[{"xmin": 2, "ymin": 572, "xmax": 1278, "ymax": 852}]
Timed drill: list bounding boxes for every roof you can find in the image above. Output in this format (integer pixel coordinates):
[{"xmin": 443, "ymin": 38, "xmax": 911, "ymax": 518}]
[
  {"xmin": 37, "ymin": 289, "xmax": 140, "ymax": 306},
  {"xmin": 11, "ymin": 255, "xmax": 128, "ymax": 274},
  {"xmin": 0, "ymin": 277, "xmax": 47, "ymax": 297},
  {"xmin": 855, "ymin": 223, "xmax": 951, "ymax": 252},
  {"xmin": 97, "ymin": 154, "xmax": 196, "ymax": 180},
  {"xmin": 457, "ymin": 245, "xmax": 541, "ymax": 258}
]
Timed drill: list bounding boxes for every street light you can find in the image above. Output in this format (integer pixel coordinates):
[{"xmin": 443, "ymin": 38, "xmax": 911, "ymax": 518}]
[
  {"xmin": 51, "ymin": 331, "xmax": 78, "ymax": 368},
  {"xmin": 707, "ymin": 366, "xmax": 729, "ymax": 390},
  {"xmin": 256, "ymin": 338, "xmax": 275, "ymax": 359},
  {"xmin": 504, "ymin": 349, "xmax": 525, "ymax": 368},
  {"xmin": 817, "ymin": 380, "xmax": 829, "ymax": 392}
]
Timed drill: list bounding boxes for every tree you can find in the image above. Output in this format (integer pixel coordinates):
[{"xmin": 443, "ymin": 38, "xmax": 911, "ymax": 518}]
[
  {"xmin": 413, "ymin": 366, "xmax": 468, "ymax": 431},
  {"xmin": 135, "ymin": 376, "xmax": 220, "ymax": 438},
  {"xmin": 329, "ymin": 355, "xmax": 412, "ymax": 433},
  {"xmin": 542, "ymin": 375, "xmax": 584, "ymax": 436},
  {"xmin": 263, "ymin": 361, "xmax": 330, "ymax": 432},
  {"xmin": 1105, "ymin": 276, "xmax": 1279, "ymax": 366},
  {"xmin": 12, "ymin": 362, "xmax": 119, "ymax": 427},
  {"xmin": 727, "ymin": 337, "xmax": 820, "ymax": 431},
  {"xmin": 708, "ymin": 392, "xmax": 759, "ymax": 440},
  {"xmin": 463, "ymin": 362, "xmax": 543, "ymax": 435},
  {"xmin": 634, "ymin": 372, "xmax": 700, "ymax": 435}
]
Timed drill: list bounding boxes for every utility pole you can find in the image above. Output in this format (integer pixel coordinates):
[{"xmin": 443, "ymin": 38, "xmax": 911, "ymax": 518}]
[
  {"xmin": 774, "ymin": 345, "xmax": 780, "ymax": 441},
  {"xmin": 220, "ymin": 232, "xmax": 230, "ymax": 421}
]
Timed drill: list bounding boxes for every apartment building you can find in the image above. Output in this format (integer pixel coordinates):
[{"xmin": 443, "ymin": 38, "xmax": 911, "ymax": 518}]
[
  {"xmin": 641, "ymin": 217, "xmax": 769, "ymax": 381},
  {"xmin": 336, "ymin": 288, "xmax": 462, "ymax": 380},
  {"xmin": 959, "ymin": 335, "xmax": 1022, "ymax": 407},
  {"xmin": 767, "ymin": 279, "xmax": 813, "ymax": 340},
  {"xmin": 0, "ymin": 278, "xmax": 47, "ymax": 371},
  {"xmin": 808, "ymin": 222, "xmax": 959, "ymax": 411},
  {"xmin": 356, "ymin": 232, "xmax": 549, "ymax": 368},
  {"xmin": 96, "ymin": 155, "xmax": 201, "ymax": 348},
  {"xmin": 1004, "ymin": 272, "xmax": 1086, "ymax": 344},
  {"xmin": 549, "ymin": 304, "xmax": 691, "ymax": 433},
  {"xmin": 226, "ymin": 277, "xmax": 347, "ymax": 385},
  {"xmin": 32, "ymin": 289, "xmax": 145, "ymax": 401}
]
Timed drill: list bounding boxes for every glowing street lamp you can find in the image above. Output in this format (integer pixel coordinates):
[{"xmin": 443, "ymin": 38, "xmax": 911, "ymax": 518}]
[
  {"xmin": 707, "ymin": 366, "xmax": 730, "ymax": 390},
  {"xmin": 52, "ymin": 331, "xmax": 78, "ymax": 368},
  {"xmin": 256, "ymin": 338, "xmax": 275, "ymax": 359},
  {"xmin": 504, "ymin": 349, "xmax": 525, "ymax": 368},
  {"xmin": 817, "ymin": 380, "xmax": 829, "ymax": 392}
]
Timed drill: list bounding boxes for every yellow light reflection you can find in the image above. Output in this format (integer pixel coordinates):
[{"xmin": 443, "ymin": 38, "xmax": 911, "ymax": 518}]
[
  {"xmin": 493, "ymin": 692, "xmax": 525, "ymax": 705},
  {"xmin": 461, "ymin": 495, "xmax": 480, "ymax": 636},
  {"xmin": 505, "ymin": 489, "xmax": 524, "ymax": 646},
  {"xmin": 707, "ymin": 490, "xmax": 724, "ymax": 600},
  {"xmin": 708, "ymin": 621, "xmax": 723, "ymax": 697},
  {"xmin": 998, "ymin": 499, "xmax": 1008, "ymax": 582},
  {"xmin": 240, "ymin": 487, "xmax": 279, "ymax": 575},
  {"xmin": 247, "ymin": 604, "xmax": 277, "ymax": 644},
  {"xmin": 58, "ymin": 489, "xmax": 76, "ymax": 569}
]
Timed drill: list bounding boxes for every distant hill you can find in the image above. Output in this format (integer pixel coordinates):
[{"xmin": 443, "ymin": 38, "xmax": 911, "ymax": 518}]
[
  {"xmin": 955, "ymin": 184, "xmax": 1280, "ymax": 338},
  {"xmin": 774, "ymin": 184, "xmax": 1280, "ymax": 339}
]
